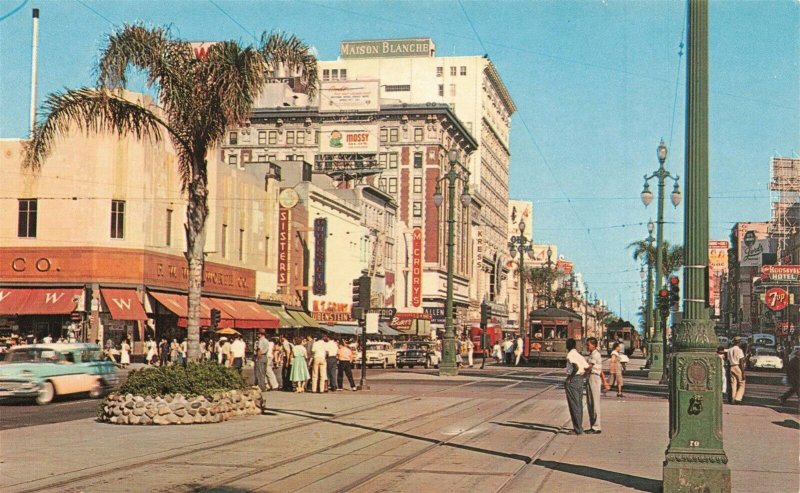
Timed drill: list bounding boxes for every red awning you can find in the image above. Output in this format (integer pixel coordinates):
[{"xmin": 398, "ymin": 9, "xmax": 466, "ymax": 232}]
[
  {"xmin": 149, "ymin": 292, "xmax": 233, "ymax": 328},
  {"xmin": 101, "ymin": 288, "xmax": 148, "ymax": 321},
  {"xmin": 206, "ymin": 298, "xmax": 280, "ymax": 329},
  {"xmin": 8, "ymin": 288, "xmax": 82, "ymax": 315},
  {"xmin": 0, "ymin": 289, "xmax": 31, "ymax": 315}
]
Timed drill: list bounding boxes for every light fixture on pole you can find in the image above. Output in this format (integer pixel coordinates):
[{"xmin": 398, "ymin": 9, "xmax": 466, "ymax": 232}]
[
  {"xmin": 508, "ymin": 219, "xmax": 534, "ymax": 340},
  {"xmin": 545, "ymin": 246, "xmax": 554, "ymax": 307},
  {"xmin": 434, "ymin": 146, "xmax": 471, "ymax": 377}
]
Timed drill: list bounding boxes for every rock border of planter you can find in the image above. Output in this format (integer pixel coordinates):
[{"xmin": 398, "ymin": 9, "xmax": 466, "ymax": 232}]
[{"xmin": 99, "ymin": 387, "xmax": 262, "ymax": 425}]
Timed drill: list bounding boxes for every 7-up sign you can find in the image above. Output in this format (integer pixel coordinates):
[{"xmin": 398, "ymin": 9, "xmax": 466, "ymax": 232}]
[{"xmin": 764, "ymin": 287, "xmax": 789, "ymax": 311}]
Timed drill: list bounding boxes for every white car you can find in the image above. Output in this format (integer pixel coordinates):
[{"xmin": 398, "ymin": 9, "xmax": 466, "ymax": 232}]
[
  {"xmin": 749, "ymin": 347, "xmax": 783, "ymax": 371},
  {"xmin": 354, "ymin": 342, "xmax": 397, "ymax": 369}
]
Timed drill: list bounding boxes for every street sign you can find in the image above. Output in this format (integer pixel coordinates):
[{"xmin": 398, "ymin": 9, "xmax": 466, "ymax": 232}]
[{"xmin": 764, "ymin": 287, "xmax": 789, "ymax": 311}]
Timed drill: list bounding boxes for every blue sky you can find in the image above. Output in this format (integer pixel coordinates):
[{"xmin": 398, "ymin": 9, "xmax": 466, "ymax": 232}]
[{"xmin": 1, "ymin": 0, "xmax": 798, "ymax": 321}]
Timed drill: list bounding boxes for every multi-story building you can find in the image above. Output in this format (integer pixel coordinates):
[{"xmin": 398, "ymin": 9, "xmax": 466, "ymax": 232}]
[
  {"xmin": 505, "ymin": 199, "xmax": 534, "ymax": 331},
  {"xmin": 318, "ymin": 38, "xmax": 516, "ymax": 327},
  {"xmin": 726, "ymin": 222, "xmax": 770, "ymax": 334}
]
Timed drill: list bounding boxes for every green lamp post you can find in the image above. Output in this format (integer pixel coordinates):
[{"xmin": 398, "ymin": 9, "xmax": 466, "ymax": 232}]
[
  {"xmin": 433, "ymin": 147, "xmax": 471, "ymax": 377},
  {"xmin": 663, "ymin": 1, "xmax": 730, "ymax": 490},
  {"xmin": 644, "ymin": 220, "xmax": 656, "ymax": 368},
  {"xmin": 509, "ymin": 220, "xmax": 534, "ymax": 339},
  {"xmin": 641, "ymin": 141, "xmax": 682, "ymax": 381}
]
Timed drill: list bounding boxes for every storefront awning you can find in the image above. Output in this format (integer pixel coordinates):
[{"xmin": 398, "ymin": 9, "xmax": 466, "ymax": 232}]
[
  {"xmin": 322, "ymin": 324, "xmax": 360, "ymax": 336},
  {"xmin": 259, "ymin": 304, "xmax": 301, "ymax": 329},
  {"xmin": 378, "ymin": 323, "xmax": 401, "ymax": 336},
  {"xmin": 101, "ymin": 288, "xmax": 148, "ymax": 321},
  {"xmin": 149, "ymin": 291, "xmax": 232, "ymax": 328},
  {"xmin": 0, "ymin": 288, "xmax": 82, "ymax": 315},
  {"xmin": 205, "ymin": 298, "xmax": 279, "ymax": 329},
  {"xmin": 286, "ymin": 308, "xmax": 320, "ymax": 329}
]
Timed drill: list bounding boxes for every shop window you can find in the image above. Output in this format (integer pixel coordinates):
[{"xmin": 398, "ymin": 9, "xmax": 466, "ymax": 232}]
[
  {"xmin": 110, "ymin": 200, "xmax": 125, "ymax": 239},
  {"xmin": 17, "ymin": 199, "xmax": 37, "ymax": 238}
]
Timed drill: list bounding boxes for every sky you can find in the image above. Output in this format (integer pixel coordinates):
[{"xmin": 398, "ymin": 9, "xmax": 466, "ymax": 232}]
[{"xmin": 1, "ymin": 0, "xmax": 798, "ymax": 322}]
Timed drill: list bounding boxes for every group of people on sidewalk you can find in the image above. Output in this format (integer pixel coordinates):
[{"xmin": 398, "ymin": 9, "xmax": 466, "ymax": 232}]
[{"xmin": 492, "ymin": 335, "xmax": 525, "ymax": 366}]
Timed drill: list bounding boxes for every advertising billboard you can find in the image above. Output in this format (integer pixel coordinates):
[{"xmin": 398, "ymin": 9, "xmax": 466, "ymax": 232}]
[
  {"xmin": 319, "ymin": 125, "xmax": 379, "ymax": 154},
  {"xmin": 736, "ymin": 223, "xmax": 769, "ymax": 267},
  {"xmin": 320, "ymin": 80, "xmax": 380, "ymax": 112}
]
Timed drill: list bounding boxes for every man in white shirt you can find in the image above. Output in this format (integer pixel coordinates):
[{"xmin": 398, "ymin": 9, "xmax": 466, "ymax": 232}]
[
  {"xmin": 514, "ymin": 336, "xmax": 524, "ymax": 366},
  {"xmin": 726, "ymin": 336, "xmax": 746, "ymax": 404},
  {"xmin": 503, "ymin": 338, "xmax": 513, "ymax": 365},
  {"xmin": 565, "ymin": 338, "xmax": 592, "ymax": 435},
  {"xmin": 585, "ymin": 337, "xmax": 609, "ymax": 434},
  {"xmin": 466, "ymin": 337, "xmax": 475, "ymax": 368},
  {"xmin": 230, "ymin": 335, "xmax": 246, "ymax": 374},
  {"xmin": 311, "ymin": 337, "xmax": 329, "ymax": 393},
  {"xmin": 324, "ymin": 336, "xmax": 339, "ymax": 391}
]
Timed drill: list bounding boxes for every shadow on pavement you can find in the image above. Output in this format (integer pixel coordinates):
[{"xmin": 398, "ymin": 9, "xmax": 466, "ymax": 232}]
[
  {"xmin": 491, "ymin": 421, "xmax": 563, "ymax": 434},
  {"xmin": 772, "ymin": 419, "xmax": 800, "ymax": 430},
  {"xmin": 185, "ymin": 484, "xmax": 251, "ymax": 492},
  {"xmin": 533, "ymin": 459, "xmax": 660, "ymax": 492}
]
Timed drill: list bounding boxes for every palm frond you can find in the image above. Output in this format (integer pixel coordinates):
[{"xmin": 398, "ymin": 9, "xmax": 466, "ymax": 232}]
[
  {"xmin": 24, "ymin": 88, "xmax": 170, "ymax": 169},
  {"xmin": 259, "ymin": 31, "xmax": 319, "ymax": 97},
  {"xmin": 204, "ymin": 41, "xmax": 267, "ymax": 128}
]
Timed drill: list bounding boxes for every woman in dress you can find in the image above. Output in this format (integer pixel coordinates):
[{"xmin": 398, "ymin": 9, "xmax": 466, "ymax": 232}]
[
  {"xmin": 145, "ymin": 337, "xmax": 156, "ymax": 365},
  {"xmin": 609, "ymin": 342, "xmax": 624, "ymax": 398},
  {"xmin": 120, "ymin": 338, "xmax": 131, "ymax": 369},
  {"xmin": 290, "ymin": 336, "xmax": 309, "ymax": 393}
]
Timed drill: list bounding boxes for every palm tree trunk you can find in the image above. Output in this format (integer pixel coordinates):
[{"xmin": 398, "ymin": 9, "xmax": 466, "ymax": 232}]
[{"xmin": 184, "ymin": 158, "xmax": 209, "ymax": 362}]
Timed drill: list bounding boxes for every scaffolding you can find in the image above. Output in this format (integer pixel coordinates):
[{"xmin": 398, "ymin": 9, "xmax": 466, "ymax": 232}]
[{"xmin": 769, "ymin": 157, "xmax": 800, "ymax": 263}]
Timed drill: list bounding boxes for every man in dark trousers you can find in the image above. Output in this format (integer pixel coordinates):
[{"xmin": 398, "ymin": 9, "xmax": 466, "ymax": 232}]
[
  {"xmin": 564, "ymin": 338, "xmax": 592, "ymax": 435},
  {"xmin": 780, "ymin": 347, "xmax": 800, "ymax": 406}
]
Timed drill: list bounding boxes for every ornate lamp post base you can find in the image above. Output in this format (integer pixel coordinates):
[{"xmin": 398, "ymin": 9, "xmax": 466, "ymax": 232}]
[
  {"xmin": 648, "ymin": 341, "xmax": 664, "ymax": 380},
  {"xmin": 663, "ymin": 319, "xmax": 730, "ymax": 492}
]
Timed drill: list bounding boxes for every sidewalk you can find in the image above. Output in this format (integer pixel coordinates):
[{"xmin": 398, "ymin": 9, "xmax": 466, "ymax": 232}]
[{"xmin": 1, "ymin": 361, "xmax": 797, "ymax": 492}]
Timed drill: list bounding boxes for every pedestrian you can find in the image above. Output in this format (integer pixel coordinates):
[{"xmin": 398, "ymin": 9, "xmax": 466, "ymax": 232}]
[
  {"xmin": 311, "ymin": 336, "xmax": 328, "ymax": 393},
  {"xmin": 120, "ymin": 338, "xmax": 131, "ymax": 369},
  {"xmin": 337, "ymin": 339, "xmax": 357, "ymax": 391},
  {"xmin": 493, "ymin": 340, "xmax": 502, "ymax": 364},
  {"xmin": 170, "ymin": 339, "xmax": 179, "ymax": 365},
  {"xmin": 466, "ymin": 336, "xmax": 475, "ymax": 368},
  {"xmin": 455, "ymin": 337, "xmax": 463, "ymax": 368},
  {"xmin": 504, "ymin": 337, "xmax": 514, "ymax": 365},
  {"xmin": 145, "ymin": 336, "xmax": 156, "ymax": 365},
  {"xmin": 159, "ymin": 338, "xmax": 169, "ymax": 366},
  {"xmin": 290, "ymin": 336, "xmax": 309, "ymax": 392},
  {"xmin": 271, "ymin": 337, "xmax": 283, "ymax": 390},
  {"xmin": 585, "ymin": 337, "xmax": 609, "ymax": 434},
  {"xmin": 221, "ymin": 337, "xmax": 232, "ymax": 367},
  {"xmin": 264, "ymin": 336, "xmax": 279, "ymax": 390},
  {"xmin": 42, "ymin": 334, "xmax": 53, "ymax": 344},
  {"xmin": 179, "ymin": 338, "xmax": 188, "ymax": 366},
  {"xmin": 254, "ymin": 331, "xmax": 270, "ymax": 412},
  {"xmin": 325, "ymin": 336, "xmax": 339, "ymax": 392},
  {"xmin": 231, "ymin": 334, "xmax": 246, "ymax": 374},
  {"xmin": 565, "ymin": 338, "xmax": 592, "ymax": 435},
  {"xmin": 514, "ymin": 335, "xmax": 524, "ymax": 366},
  {"xmin": 779, "ymin": 347, "xmax": 800, "ymax": 406},
  {"xmin": 727, "ymin": 336, "xmax": 746, "ymax": 404},
  {"xmin": 716, "ymin": 346, "xmax": 727, "ymax": 397},
  {"xmin": 609, "ymin": 342, "xmax": 624, "ymax": 398},
  {"xmin": 281, "ymin": 335, "xmax": 293, "ymax": 391}
]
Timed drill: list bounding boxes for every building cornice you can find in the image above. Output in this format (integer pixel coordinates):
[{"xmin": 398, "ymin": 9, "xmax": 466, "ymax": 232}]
[{"xmin": 484, "ymin": 61, "xmax": 517, "ymax": 115}]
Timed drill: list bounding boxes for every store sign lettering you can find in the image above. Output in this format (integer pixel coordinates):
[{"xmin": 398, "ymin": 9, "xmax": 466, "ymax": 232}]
[
  {"xmin": 411, "ymin": 228, "xmax": 423, "ymax": 307},
  {"xmin": 10, "ymin": 257, "xmax": 53, "ymax": 272},
  {"xmin": 278, "ymin": 208, "xmax": 290, "ymax": 286},
  {"xmin": 313, "ymin": 218, "xmax": 327, "ymax": 295}
]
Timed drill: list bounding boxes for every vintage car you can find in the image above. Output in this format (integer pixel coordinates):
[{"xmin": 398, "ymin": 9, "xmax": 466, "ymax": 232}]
[
  {"xmin": 748, "ymin": 347, "xmax": 783, "ymax": 371},
  {"xmin": 0, "ymin": 343, "xmax": 118, "ymax": 405},
  {"xmin": 395, "ymin": 341, "xmax": 440, "ymax": 369},
  {"xmin": 354, "ymin": 341, "xmax": 397, "ymax": 369}
]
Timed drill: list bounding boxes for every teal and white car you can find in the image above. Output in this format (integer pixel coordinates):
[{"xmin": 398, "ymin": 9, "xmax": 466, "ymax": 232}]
[{"xmin": 0, "ymin": 343, "xmax": 118, "ymax": 405}]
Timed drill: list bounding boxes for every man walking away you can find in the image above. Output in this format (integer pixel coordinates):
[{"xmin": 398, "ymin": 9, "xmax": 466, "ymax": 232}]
[
  {"xmin": 254, "ymin": 331, "xmax": 269, "ymax": 413},
  {"xmin": 727, "ymin": 336, "xmax": 746, "ymax": 404},
  {"xmin": 514, "ymin": 335, "xmax": 524, "ymax": 366},
  {"xmin": 324, "ymin": 336, "xmax": 339, "ymax": 392},
  {"xmin": 565, "ymin": 338, "xmax": 592, "ymax": 435},
  {"xmin": 230, "ymin": 335, "xmax": 246, "ymax": 374},
  {"xmin": 311, "ymin": 336, "xmax": 328, "ymax": 393},
  {"xmin": 779, "ymin": 347, "xmax": 800, "ymax": 406},
  {"xmin": 337, "ymin": 340, "xmax": 357, "ymax": 391},
  {"xmin": 585, "ymin": 337, "xmax": 609, "ymax": 434}
]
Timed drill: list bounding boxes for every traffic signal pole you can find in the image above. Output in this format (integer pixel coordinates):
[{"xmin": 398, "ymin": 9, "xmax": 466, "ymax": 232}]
[{"xmin": 352, "ymin": 274, "xmax": 371, "ymax": 390}]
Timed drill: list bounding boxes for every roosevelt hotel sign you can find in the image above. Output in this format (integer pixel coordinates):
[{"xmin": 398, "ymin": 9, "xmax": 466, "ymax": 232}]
[{"xmin": 341, "ymin": 39, "xmax": 434, "ymax": 59}]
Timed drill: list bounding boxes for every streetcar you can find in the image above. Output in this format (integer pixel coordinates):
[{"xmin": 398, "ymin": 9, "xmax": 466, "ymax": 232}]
[
  {"xmin": 605, "ymin": 320, "xmax": 639, "ymax": 357},
  {"xmin": 526, "ymin": 307, "xmax": 584, "ymax": 366},
  {"xmin": 469, "ymin": 323, "xmax": 502, "ymax": 353}
]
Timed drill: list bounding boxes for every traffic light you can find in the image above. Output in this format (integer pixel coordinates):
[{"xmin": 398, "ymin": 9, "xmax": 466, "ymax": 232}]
[
  {"xmin": 480, "ymin": 301, "xmax": 491, "ymax": 328},
  {"xmin": 658, "ymin": 287, "xmax": 670, "ymax": 318},
  {"xmin": 210, "ymin": 308, "xmax": 221, "ymax": 328},
  {"xmin": 669, "ymin": 276, "xmax": 680, "ymax": 311},
  {"xmin": 351, "ymin": 275, "xmax": 372, "ymax": 321}
]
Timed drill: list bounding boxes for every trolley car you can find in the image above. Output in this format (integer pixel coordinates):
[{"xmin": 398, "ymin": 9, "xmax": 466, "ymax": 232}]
[
  {"xmin": 605, "ymin": 320, "xmax": 639, "ymax": 357},
  {"xmin": 526, "ymin": 307, "xmax": 584, "ymax": 365}
]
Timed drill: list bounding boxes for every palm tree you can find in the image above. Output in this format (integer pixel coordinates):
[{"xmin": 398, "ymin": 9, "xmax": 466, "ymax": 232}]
[
  {"xmin": 523, "ymin": 265, "xmax": 566, "ymax": 308},
  {"xmin": 24, "ymin": 25, "xmax": 318, "ymax": 361},
  {"xmin": 627, "ymin": 240, "xmax": 684, "ymax": 284}
]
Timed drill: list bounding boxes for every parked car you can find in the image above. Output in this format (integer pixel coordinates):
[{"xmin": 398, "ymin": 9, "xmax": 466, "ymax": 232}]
[
  {"xmin": 748, "ymin": 347, "xmax": 784, "ymax": 371},
  {"xmin": 0, "ymin": 343, "xmax": 118, "ymax": 405},
  {"xmin": 354, "ymin": 341, "xmax": 397, "ymax": 369},
  {"xmin": 395, "ymin": 341, "xmax": 440, "ymax": 369}
]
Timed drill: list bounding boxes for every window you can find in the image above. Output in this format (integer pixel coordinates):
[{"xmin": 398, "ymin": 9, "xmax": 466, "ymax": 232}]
[
  {"xmin": 229, "ymin": 132, "xmax": 237, "ymax": 145},
  {"xmin": 221, "ymin": 224, "xmax": 228, "ymax": 258},
  {"xmin": 286, "ymin": 130, "xmax": 295, "ymax": 145},
  {"xmin": 438, "ymin": 84, "xmax": 444, "ymax": 97},
  {"xmin": 414, "ymin": 127, "xmax": 423, "ymax": 142},
  {"xmin": 378, "ymin": 153, "xmax": 388, "ymax": 168},
  {"xmin": 258, "ymin": 131, "xmax": 266, "ymax": 145},
  {"xmin": 436, "ymin": 66, "xmax": 443, "ymax": 77},
  {"xmin": 388, "ymin": 153, "xmax": 398, "ymax": 169},
  {"xmin": 268, "ymin": 131, "xmax": 277, "ymax": 145},
  {"xmin": 17, "ymin": 199, "xmax": 37, "ymax": 238},
  {"xmin": 413, "ymin": 201, "xmax": 422, "ymax": 217},
  {"xmin": 413, "ymin": 177, "xmax": 422, "ymax": 193},
  {"xmin": 166, "ymin": 209, "xmax": 173, "ymax": 247},
  {"xmin": 379, "ymin": 178, "xmax": 387, "ymax": 190},
  {"xmin": 450, "ymin": 66, "xmax": 457, "ymax": 76},
  {"xmin": 322, "ymin": 69, "xmax": 330, "ymax": 81},
  {"xmin": 389, "ymin": 128, "xmax": 399, "ymax": 142},
  {"xmin": 268, "ymin": 154, "xmax": 277, "ymax": 163},
  {"xmin": 296, "ymin": 131, "xmax": 305, "ymax": 145},
  {"xmin": 331, "ymin": 69, "xmax": 339, "ymax": 80},
  {"xmin": 264, "ymin": 236, "xmax": 270, "ymax": 266},
  {"xmin": 380, "ymin": 128, "xmax": 388, "ymax": 143},
  {"xmin": 340, "ymin": 69, "xmax": 347, "ymax": 80},
  {"xmin": 450, "ymin": 84, "xmax": 456, "ymax": 97},
  {"xmin": 110, "ymin": 200, "xmax": 125, "ymax": 239},
  {"xmin": 460, "ymin": 66, "xmax": 467, "ymax": 76},
  {"xmin": 257, "ymin": 154, "xmax": 266, "ymax": 162},
  {"xmin": 385, "ymin": 85, "xmax": 410, "ymax": 92},
  {"xmin": 413, "ymin": 152, "xmax": 423, "ymax": 168},
  {"xmin": 388, "ymin": 178, "xmax": 397, "ymax": 193},
  {"xmin": 239, "ymin": 229, "xmax": 245, "ymax": 261},
  {"xmin": 228, "ymin": 154, "xmax": 238, "ymax": 166}
]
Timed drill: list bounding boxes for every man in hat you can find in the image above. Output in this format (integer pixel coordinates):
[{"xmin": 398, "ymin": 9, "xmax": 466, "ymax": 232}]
[
  {"xmin": 727, "ymin": 336, "xmax": 746, "ymax": 404},
  {"xmin": 254, "ymin": 330, "xmax": 270, "ymax": 413}
]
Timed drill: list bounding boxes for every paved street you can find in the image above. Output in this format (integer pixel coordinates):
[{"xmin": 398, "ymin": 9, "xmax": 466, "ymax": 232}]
[{"xmin": 1, "ymin": 357, "xmax": 797, "ymax": 493}]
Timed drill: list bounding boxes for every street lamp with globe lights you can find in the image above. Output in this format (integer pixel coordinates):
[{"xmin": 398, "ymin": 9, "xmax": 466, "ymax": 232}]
[
  {"xmin": 640, "ymin": 139, "xmax": 681, "ymax": 381},
  {"xmin": 545, "ymin": 246, "xmax": 554, "ymax": 307},
  {"xmin": 508, "ymin": 220, "xmax": 534, "ymax": 339},
  {"xmin": 433, "ymin": 146, "xmax": 472, "ymax": 377}
]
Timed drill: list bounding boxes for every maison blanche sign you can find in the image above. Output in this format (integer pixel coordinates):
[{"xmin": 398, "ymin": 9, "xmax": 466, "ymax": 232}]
[{"xmin": 340, "ymin": 39, "xmax": 433, "ymax": 59}]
